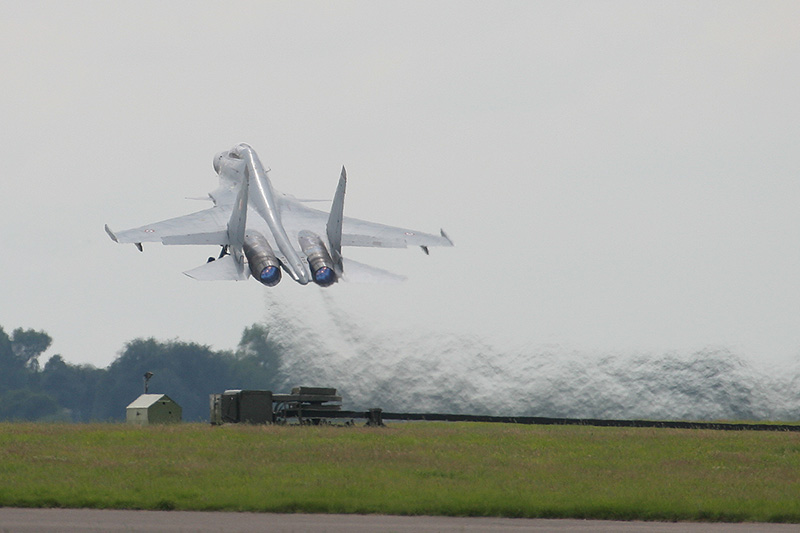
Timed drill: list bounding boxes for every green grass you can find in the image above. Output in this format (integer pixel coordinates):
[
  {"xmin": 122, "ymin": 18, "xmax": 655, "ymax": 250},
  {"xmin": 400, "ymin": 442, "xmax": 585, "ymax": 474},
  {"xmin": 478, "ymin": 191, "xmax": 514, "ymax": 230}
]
[{"xmin": 1, "ymin": 422, "xmax": 800, "ymax": 522}]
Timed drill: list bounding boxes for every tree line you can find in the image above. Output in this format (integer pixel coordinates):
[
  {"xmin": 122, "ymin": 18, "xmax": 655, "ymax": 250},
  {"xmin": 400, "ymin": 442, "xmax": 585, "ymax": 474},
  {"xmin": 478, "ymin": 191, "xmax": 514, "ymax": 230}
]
[{"xmin": 0, "ymin": 324, "xmax": 287, "ymax": 422}]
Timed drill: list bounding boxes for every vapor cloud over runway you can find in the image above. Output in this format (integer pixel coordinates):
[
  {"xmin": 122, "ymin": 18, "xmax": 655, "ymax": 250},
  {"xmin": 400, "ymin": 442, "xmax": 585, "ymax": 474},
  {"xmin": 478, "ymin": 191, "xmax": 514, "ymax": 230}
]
[{"xmin": 260, "ymin": 293, "xmax": 800, "ymax": 421}]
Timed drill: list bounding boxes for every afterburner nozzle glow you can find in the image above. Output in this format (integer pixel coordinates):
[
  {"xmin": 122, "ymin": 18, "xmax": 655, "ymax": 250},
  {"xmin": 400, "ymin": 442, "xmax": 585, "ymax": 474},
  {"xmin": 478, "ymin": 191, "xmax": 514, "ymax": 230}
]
[
  {"xmin": 259, "ymin": 265, "xmax": 281, "ymax": 286},
  {"xmin": 243, "ymin": 232, "xmax": 282, "ymax": 287},
  {"xmin": 298, "ymin": 230, "xmax": 338, "ymax": 287},
  {"xmin": 313, "ymin": 266, "xmax": 336, "ymax": 287}
]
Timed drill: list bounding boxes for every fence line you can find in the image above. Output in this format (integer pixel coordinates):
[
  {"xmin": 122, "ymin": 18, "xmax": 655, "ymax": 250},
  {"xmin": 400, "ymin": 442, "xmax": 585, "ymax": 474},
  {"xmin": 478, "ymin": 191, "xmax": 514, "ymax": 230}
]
[{"xmin": 282, "ymin": 408, "xmax": 800, "ymax": 431}]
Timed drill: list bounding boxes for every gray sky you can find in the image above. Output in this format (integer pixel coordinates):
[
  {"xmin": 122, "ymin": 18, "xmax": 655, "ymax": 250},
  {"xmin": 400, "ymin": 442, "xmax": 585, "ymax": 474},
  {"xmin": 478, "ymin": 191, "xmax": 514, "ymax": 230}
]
[{"xmin": 2, "ymin": 1, "xmax": 800, "ymax": 368}]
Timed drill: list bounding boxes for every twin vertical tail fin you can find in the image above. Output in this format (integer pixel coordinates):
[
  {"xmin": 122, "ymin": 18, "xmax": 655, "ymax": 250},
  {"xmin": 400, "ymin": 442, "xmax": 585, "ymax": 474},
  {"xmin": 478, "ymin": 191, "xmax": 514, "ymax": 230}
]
[
  {"xmin": 326, "ymin": 166, "xmax": 346, "ymax": 274},
  {"xmin": 227, "ymin": 164, "xmax": 249, "ymax": 264}
]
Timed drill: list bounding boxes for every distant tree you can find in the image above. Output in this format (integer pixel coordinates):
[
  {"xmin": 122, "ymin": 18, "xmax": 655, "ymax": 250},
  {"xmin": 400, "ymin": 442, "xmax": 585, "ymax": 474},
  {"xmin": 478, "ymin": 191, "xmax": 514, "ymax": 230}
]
[
  {"xmin": 0, "ymin": 327, "xmax": 12, "ymax": 359},
  {"xmin": 0, "ymin": 322, "xmax": 297, "ymax": 423},
  {"xmin": 92, "ymin": 338, "xmax": 239, "ymax": 422},
  {"xmin": 0, "ymin": 326, "xmax": 37, "ymax": 392},
  {"xmin": 232, "ymin": 323, "xmax": 287, "ymax": 391},
  {"xmin": 10, "ymin": 328, "xmax": 52, "ymax": 372},
  {"xmin": 41, "ymin": 355, "xmax": 104, "ymax": 422},
  {"xmin": 0, "ymin": 389, "xmax": 64, "ymax": 421},
  {"xmin": 0, "ymin": 327, "xmax": 21, "ymax": 390}
]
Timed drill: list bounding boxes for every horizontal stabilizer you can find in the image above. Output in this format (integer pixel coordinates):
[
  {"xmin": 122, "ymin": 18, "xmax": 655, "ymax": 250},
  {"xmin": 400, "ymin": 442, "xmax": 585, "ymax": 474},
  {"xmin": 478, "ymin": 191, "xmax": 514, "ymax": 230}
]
[
  {"xmin": 341, "ymin": 258, "xmax": 406, "ymax": 284},
  {"xmin": 184, "ymin": 256, "xmax": 249, "ymax": 281}
]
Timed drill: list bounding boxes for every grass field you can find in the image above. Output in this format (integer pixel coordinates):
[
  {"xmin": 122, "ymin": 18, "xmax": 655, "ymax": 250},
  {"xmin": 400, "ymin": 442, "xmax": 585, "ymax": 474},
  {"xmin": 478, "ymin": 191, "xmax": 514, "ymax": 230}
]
[{"xmin": 1, "ymin": 421, "xmax": 800, "ymax": 522}]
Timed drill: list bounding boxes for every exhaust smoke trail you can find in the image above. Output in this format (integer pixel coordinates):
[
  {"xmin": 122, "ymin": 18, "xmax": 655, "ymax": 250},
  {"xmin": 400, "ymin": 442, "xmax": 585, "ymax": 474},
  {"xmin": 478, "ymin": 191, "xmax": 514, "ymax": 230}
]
[{"xmin": 261, "ymin": 292, "xmax": 800, "ymax": 421}]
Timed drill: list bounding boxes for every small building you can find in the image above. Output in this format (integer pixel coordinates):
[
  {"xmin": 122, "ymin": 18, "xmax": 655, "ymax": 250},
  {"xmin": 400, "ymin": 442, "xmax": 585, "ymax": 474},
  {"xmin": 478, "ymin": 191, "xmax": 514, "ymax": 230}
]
[
  {"xmin": 210, "ymin": 390, "xmax": 273, "ymax": 425},
  {"xmin": 126, "ymin": 394, "xmax": 182, "ymax": 425}
]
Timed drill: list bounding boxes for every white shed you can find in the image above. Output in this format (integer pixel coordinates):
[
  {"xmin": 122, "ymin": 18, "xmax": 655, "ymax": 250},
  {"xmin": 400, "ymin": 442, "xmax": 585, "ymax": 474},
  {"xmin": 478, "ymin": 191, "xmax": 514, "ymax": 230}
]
[{"xmin": 126, "ymin": 394, "xmax": 182, "ymax": 425}]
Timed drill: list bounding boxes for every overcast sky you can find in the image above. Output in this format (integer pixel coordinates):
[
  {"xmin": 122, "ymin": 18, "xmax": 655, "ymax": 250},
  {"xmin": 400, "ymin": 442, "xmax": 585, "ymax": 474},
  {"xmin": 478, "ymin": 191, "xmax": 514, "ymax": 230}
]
[{"xmin": 2, "ymin": 1, "xmax": 800, "ymax": 368}]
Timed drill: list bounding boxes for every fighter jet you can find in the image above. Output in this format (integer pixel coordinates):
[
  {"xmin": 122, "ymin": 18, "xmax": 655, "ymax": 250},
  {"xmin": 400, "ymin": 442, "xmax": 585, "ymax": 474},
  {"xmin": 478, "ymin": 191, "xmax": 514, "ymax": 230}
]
[{"xmin": 105, "ymin": 143, "xmax": 452, "ymax": 287}]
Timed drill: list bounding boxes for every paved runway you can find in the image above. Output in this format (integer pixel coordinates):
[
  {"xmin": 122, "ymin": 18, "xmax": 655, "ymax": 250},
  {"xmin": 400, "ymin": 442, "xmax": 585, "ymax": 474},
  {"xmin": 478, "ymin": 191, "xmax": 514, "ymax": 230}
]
[{"xmin": 1, "ymin": 509, "xmax": 799, "ymax": 533}]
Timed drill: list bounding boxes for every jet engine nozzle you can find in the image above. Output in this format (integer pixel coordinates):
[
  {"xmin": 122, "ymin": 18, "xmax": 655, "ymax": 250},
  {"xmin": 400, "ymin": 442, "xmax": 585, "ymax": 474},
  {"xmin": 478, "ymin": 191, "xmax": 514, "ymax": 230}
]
[
  {"xmin": 243, "ymin": 232, "xmax": 282, "ymax": 287},
  {"xmin": 298, "ymin": 230, "xmax": 337, "ymax": 287}
]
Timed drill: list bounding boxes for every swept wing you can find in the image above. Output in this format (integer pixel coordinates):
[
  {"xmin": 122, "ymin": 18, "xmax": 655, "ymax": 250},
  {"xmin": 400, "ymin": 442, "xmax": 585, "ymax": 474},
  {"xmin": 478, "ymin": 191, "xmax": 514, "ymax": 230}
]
[
  {"xmin": 105, "ymin": 207, "xmax": 230, "ymax": 246},
  {"xmin": 279, "ymin": 196, "xmax": 452, "ymax": 251}
]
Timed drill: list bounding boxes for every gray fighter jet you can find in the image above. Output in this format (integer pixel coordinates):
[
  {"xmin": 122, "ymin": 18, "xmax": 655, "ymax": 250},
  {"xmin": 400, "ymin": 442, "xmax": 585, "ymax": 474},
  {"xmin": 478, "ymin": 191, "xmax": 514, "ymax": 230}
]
[{"xmin": 105, "ymin": 143, "xmax": 452, "ymax": 286}]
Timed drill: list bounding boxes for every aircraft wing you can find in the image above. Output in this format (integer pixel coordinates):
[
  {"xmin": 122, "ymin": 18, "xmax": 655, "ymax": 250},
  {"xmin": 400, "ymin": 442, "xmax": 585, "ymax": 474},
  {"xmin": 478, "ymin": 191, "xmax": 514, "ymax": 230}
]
[
  {"xmin": 279, "ymin": 198, "xmax": 452, "ymax": 250},
  {"xmin": 340, "ymin": 217, "xmax": 453, "ymax": 249},
  {"xmin": 105, "ymin": 206, "xmax": 231, "ymax": 246}
]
